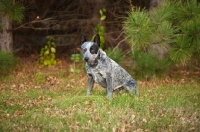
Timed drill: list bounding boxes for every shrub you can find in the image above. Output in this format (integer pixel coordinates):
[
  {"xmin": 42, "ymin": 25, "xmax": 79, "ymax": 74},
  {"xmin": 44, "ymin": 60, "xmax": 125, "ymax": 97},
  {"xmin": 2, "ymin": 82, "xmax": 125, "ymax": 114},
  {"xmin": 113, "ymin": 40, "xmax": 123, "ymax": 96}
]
[
  {"xmin": 37, "ymin": 36, "xmax": 57, "ymax": 66},
  {"xmin": 105, "ymin": 48, "xmax": 124, "ymax": 65},
  {"xmin": 0, "ymin": 51, "xmax": 17, "ymax": 75},
  {"xmin": 131, "ymin": 50, "xmax": 169, "ymax": 79}
]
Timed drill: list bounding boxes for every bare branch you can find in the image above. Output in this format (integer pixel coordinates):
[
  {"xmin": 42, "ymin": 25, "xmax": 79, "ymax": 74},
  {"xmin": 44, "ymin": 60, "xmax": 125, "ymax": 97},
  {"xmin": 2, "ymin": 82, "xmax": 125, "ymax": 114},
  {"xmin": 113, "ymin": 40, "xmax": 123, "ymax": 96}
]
[{"xmin": 12, "ymin": 18, "xmax": 57, "ymax": 30}]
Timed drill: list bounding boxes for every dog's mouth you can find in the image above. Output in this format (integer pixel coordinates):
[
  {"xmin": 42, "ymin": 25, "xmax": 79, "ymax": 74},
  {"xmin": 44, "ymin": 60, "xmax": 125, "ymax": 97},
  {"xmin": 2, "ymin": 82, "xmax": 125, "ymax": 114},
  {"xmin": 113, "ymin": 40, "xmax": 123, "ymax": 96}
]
[
  {"xmin": 85, "ymin": 56, "xmax": 99, "ymax": 67},
  {"xmin": 87, "ymin": 60, "xmax": 98, "ymax": 67},
  {"xmin": 84, "ymin": 51, "xmax": 100, "ymax": 66}
]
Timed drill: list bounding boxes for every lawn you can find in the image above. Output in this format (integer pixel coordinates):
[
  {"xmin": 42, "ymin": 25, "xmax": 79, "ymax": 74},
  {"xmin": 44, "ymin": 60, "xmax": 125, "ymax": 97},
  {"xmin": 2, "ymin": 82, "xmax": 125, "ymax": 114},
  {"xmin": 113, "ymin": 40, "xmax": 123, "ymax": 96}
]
[{"xmin": 0, "ymin": 60, "xmax": 200, "ymax": 132}]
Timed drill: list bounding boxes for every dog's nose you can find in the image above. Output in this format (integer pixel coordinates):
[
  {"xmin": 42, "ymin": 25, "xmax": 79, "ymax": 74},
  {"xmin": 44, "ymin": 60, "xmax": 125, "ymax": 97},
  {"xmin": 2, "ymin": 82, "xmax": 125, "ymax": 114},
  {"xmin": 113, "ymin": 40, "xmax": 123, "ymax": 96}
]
[{"xmin": 84, "ymin": 57, "xmax": 89, "ymax": 62}]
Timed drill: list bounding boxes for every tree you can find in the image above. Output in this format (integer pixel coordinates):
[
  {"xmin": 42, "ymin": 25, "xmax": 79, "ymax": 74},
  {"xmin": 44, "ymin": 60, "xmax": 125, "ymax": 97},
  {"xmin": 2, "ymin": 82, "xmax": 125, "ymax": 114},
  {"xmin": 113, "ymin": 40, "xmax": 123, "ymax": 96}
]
[
  {"xmin": 123, "ymin": 0, "xmax": 200, "ymax": 78},
  {"xmin": 0, "ymin": 0, "xmax": 24, "ymax": 52}
]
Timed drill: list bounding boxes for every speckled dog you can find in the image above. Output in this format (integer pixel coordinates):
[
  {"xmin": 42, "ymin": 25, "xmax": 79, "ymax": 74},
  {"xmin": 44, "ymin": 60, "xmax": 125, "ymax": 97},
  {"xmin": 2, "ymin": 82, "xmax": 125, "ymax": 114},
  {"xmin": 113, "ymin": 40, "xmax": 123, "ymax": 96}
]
[{"xmin": 81, "ymin": 34, "xmax": 138, "ymax": 98}]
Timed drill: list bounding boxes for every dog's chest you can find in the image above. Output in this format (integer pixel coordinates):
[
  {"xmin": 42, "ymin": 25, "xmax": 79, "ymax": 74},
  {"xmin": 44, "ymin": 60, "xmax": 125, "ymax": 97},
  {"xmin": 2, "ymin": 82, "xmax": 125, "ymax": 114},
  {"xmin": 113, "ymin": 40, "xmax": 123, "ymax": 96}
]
[
  {"xmin": 93, "ymin": 68, "xmax": 107, "ymax": 87},
  {"xmin": 87, "ymin": 65, "xmax": 107, "ymax": 88}
]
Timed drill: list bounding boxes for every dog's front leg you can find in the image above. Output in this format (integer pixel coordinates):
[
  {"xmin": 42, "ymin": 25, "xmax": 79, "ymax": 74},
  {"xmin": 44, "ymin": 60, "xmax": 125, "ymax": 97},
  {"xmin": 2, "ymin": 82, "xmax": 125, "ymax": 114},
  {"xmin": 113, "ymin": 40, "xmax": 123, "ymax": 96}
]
[
  {"xmin": 87, "ymin": 74, "xmax": 94, "ymax": 96},
  {"xmin": 106, "ymin": 73, "xmax": 113, "ymax": 99}
]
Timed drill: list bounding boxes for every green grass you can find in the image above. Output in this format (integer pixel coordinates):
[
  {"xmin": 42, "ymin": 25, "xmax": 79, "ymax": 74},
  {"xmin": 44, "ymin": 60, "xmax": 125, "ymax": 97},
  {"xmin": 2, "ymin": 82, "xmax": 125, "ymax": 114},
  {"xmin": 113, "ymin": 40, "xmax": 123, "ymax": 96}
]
[
  {"xmin": 1, "ymin": 84, "xmax": 199, "ymax": 131},
  {"xmin": 0, "ymin": 65, "xmax": 200, "ymax": 131}
]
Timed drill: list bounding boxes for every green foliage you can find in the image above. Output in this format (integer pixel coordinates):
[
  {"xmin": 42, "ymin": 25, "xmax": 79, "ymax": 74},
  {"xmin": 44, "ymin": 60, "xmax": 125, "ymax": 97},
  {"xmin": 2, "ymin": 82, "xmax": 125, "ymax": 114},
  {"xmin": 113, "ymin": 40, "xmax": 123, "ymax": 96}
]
[
  {"xmin": 0, "ymin": 51, "xmax": 17, "ymax": 75},
  {"xmin": 123, "ymin": 0, "xmax": 200, "ymax": 78},
  {"xmin": 132, "ymin": 50, "xmax": 169, "ymax": 79},
  {"xmin": 92, "ymin": 8, "xmax": 106, "ymax": 49},
  {"xmin": 169, "ymin": 36, "xmax": 193, "ymax": 64},
  {"xmin": 70, "ymin": 53, "xmax": 81, "ymax": 73},
  {"xmin": 70, "ymin": 54, "xmax": 81, "ymax": 63},
  {"xmin": 38, "ymin": 36, "xmax": 57, "ymax": 66},
  {"xmin": 0, "ymin": 0, "xmax": 24, "ymax": 23},
  {"xmin": 153, "ymin": 0, "xmax": 200, "ymax": 64},
  {"xmin": 99, "ymin": 8, "xmax": 106, "ymax": 21},
  {"xmin": 123, "ymin": 9, "xmax": 152, "ymax": 50},
  {"xmin": 105, "ymin": 48, "xmax": 124, "ymax": 65},
  {"xmin": 172, "ymin": 0, "xmax": 200, "ymax": 24}
]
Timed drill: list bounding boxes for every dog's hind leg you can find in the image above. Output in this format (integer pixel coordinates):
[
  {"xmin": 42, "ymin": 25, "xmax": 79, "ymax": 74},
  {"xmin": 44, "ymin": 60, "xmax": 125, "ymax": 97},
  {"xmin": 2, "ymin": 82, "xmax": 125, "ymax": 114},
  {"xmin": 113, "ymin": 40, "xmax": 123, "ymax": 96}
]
[
  {"xmin": 123, "ymin": 79, "xmax": 138, "ymax": 96},
  {"xmin": 87, "ymin": 74, "xmax": 94, "ymax": 96}
]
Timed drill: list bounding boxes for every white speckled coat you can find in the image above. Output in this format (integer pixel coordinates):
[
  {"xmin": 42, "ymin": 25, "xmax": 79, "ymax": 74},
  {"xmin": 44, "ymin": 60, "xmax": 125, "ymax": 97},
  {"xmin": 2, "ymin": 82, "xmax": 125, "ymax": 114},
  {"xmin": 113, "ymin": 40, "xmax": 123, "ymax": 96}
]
[
  {"xmin": 81, "ymin": 34, "xmax": 138, "ymax": 98},
  {"xmin": 86, "ymin": 49, "xmax": 137, "ymax": 91}
]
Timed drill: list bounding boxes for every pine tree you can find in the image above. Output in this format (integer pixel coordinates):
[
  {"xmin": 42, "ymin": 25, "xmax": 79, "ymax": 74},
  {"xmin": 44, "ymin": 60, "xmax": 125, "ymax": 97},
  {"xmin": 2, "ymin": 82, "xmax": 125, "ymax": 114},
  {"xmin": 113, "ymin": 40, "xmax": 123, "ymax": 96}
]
[
  {"xmin": 0, "ymin": 0, "xmax": 24, "ymax": 52},
  {"xmin": 123, "ymin": 0, "xmax": 200, "ymax": 78}
]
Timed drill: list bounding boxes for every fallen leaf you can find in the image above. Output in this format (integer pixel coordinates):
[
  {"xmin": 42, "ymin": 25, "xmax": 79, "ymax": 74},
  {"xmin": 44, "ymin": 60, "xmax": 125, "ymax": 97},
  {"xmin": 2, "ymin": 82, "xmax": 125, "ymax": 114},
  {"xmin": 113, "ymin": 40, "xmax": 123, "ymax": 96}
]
[{"xmin": 14, "ymin": 110, "xmax": 24, "ymax": 116}]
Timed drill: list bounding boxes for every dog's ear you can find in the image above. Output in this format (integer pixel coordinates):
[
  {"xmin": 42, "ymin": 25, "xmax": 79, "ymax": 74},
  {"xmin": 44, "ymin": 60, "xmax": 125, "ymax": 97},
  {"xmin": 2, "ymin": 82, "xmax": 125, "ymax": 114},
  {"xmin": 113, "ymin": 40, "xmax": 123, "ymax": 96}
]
[
  {"xmin": 94, "ymin": 34, "xmax": 100, "ymax": 47},
  {"xmin": 81, "ymin": 34, "xmax": 86, "ymax": 44}
]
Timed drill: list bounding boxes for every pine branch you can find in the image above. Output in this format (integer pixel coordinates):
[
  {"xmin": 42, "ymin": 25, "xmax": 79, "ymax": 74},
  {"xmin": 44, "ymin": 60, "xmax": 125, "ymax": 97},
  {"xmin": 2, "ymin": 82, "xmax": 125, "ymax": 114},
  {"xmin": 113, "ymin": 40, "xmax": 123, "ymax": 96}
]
[{"xmin": 0, "ymin": 0, "xmax": 24, "ymax": 23}]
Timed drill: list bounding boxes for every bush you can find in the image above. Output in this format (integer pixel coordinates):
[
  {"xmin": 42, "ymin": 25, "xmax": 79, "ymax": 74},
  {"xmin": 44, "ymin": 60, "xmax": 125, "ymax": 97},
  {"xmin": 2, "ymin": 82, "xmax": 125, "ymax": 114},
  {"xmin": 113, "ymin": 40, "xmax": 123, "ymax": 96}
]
[
  {"xmin": 37, "ymin": 36, "xmax": 57, "ymax": 66},
  {"xmin": 0, "ymin": 51, "xmax": 17, "ymax": 75},
  {"xmin": 131, "ymin": 50, "xmax": 169, "ymax": 79}
]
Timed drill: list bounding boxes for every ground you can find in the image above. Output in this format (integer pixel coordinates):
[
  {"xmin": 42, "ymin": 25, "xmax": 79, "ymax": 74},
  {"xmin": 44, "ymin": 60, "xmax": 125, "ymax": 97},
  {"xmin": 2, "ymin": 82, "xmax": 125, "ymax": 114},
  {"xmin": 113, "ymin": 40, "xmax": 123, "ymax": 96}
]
[{"xmin": 0, "ymin": 59, "xmax": 200, "ymax": 131}]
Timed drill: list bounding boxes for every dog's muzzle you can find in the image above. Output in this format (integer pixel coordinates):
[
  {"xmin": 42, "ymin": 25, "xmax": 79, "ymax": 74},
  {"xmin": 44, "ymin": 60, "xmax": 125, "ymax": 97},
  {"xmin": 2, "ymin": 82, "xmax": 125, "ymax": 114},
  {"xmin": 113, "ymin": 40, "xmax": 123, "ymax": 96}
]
[{"xmin": 84, "ymin": 57, "xmax": 89, "ymax": 62}]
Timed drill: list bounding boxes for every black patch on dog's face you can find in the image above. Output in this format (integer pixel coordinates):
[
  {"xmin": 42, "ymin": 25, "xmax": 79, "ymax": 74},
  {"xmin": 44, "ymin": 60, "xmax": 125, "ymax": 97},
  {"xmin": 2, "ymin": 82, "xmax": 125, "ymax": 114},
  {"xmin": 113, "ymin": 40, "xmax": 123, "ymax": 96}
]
[{"xmin": 90, "ymin": 44, "xmax": 99, "ymax": 54}]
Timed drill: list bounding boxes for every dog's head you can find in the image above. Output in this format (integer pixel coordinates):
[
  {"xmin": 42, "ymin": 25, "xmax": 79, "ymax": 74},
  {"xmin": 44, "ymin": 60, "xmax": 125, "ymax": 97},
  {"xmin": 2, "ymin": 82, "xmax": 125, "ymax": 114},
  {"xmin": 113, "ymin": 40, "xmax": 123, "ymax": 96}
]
[{"xmin": 81, "ymin": 34, "xmax": 100, "ymax": 66}]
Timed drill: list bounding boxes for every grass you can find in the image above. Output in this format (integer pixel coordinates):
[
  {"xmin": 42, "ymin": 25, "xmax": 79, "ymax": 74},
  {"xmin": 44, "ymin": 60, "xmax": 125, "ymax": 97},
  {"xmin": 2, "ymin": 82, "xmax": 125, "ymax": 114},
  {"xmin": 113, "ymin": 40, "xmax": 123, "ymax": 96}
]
[{"xmin": 0, "ymin": 60, "xmax": 200, "ymax": 132}]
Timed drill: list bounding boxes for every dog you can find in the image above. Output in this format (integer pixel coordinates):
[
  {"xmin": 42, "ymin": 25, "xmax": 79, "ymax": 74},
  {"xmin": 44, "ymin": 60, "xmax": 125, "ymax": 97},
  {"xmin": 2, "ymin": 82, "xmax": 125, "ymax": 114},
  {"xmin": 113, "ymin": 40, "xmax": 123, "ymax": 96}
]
[{"xmin": 81, "ymin": 34, "xmax": 138, "ymax": 98}]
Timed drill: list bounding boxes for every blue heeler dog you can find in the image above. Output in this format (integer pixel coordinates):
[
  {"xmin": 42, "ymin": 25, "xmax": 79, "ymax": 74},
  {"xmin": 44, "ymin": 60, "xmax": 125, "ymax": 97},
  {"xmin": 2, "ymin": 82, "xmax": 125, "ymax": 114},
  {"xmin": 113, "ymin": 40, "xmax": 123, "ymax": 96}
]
[{"xmin": 81, "ymin": 34, "xmax": 138, "ymax": 98}]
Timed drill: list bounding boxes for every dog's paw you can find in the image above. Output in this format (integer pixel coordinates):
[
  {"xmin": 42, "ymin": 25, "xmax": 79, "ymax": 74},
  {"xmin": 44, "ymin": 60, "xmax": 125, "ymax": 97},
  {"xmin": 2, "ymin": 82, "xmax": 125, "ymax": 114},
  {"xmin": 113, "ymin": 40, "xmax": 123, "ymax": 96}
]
[
  {"xmin": 107, "ymin": 93, "xmax": 113, "ymax": 99},
  {"xmin": 129, "ymin": 89, "xmax": 139, "ymax": 96},
  {"xmin": 86, "ymin": 92, "xmax": 91, "ymax": 96}
]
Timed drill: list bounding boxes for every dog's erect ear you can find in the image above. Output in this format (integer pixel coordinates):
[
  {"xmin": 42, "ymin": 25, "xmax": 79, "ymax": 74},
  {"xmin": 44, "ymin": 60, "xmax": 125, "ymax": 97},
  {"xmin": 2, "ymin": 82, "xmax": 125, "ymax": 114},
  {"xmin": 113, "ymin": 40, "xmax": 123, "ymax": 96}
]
[
  {"xmin": 93, "ymin": 34, "xmax": 100, "ymax": 47},
  {"xmin": 81, "ymin": 34, "xmax": 86, "ymax": 44}
]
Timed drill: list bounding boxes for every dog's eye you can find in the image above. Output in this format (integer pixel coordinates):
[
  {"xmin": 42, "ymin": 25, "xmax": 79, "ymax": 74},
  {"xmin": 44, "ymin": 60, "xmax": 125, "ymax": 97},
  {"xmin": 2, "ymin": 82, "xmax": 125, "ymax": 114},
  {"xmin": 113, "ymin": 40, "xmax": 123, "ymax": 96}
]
[
  {"xmin": 90, "ymin": 44, "xmax": 99, "ymax": 54},
  {"xmin": 90, "ymin": 49, "xmax": 95, "ymax": 54}
]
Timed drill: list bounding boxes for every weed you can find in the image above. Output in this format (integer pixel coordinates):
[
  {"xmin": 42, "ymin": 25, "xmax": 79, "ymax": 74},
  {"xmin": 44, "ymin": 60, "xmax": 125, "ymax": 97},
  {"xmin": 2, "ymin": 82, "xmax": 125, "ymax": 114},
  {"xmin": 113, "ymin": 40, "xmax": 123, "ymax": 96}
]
[
  {"xmin": 70, "ymin": 53, "xmax": 82, "ymax": 73},
  {"xmin": 37, "ymin": 36, "xmax": 57, "ymax": 66},
  {"xmin": 92, "ymin": 8, "xmax": 106, "ymax": 49}
]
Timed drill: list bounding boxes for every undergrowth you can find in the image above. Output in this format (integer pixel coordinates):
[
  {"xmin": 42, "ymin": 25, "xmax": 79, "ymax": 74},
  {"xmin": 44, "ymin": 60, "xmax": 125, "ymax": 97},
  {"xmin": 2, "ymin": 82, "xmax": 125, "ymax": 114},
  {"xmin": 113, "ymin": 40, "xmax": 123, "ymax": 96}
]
[{"xmin": 0, "ymin": 51, "xmax": 17, "ymax": 76}]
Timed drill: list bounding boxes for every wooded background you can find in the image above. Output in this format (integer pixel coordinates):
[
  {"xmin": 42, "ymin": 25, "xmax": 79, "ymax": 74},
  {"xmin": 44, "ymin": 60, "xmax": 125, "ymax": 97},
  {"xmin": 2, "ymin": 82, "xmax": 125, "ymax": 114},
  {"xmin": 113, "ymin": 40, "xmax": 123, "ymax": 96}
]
[{"xmin": 1, "ymin": 0, "xmax": 158, "ymax": 57}]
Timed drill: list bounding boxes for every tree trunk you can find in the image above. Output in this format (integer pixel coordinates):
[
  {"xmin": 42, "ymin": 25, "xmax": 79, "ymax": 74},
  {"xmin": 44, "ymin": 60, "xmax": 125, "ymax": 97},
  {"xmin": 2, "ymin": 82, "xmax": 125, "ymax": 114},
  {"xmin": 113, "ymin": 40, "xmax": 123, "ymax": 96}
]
[{"xmin": 0, "ymin": 14, "xmax": 13, "ymax": 52}]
